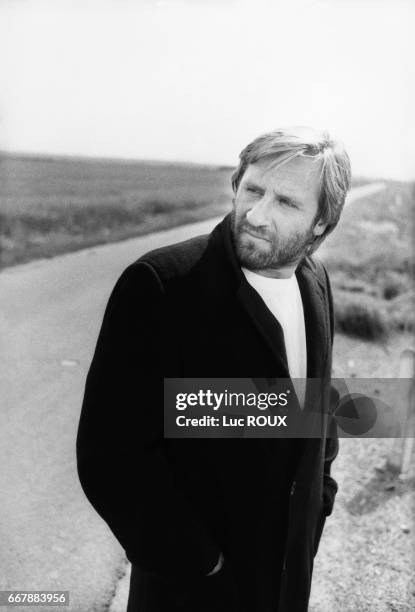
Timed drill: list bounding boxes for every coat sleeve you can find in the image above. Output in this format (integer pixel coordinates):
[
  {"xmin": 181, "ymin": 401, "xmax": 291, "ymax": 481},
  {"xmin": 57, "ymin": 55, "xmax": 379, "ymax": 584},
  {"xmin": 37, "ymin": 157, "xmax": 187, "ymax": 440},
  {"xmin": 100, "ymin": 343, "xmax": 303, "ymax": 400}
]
[
  {"xmin": 322, "ymin": 263, "xmax": 339, "ymax": 516},
  {"xmin": 76, "ymin": 261, "xmax": 221, "ymax": 578}
]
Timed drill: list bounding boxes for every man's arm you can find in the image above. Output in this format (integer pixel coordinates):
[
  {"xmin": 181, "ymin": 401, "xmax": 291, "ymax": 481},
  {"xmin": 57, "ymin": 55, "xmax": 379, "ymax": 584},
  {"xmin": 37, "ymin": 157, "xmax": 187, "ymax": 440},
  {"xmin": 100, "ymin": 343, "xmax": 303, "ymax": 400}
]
[
  {"xmin": 322, "ymin": 416, "xmax": 339, "ymax": 516},
  {"xmin": 76, "ymin": 262, "xmax": 221, "ymax": 578}
]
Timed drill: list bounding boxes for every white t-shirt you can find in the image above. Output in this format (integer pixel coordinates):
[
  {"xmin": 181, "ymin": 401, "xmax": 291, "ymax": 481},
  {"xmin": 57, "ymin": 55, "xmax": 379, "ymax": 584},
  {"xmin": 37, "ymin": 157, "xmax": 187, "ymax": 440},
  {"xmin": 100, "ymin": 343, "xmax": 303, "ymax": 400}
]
[{"xmin": 242, "ymin": 267, "xmax": 307, "ymax": 407}]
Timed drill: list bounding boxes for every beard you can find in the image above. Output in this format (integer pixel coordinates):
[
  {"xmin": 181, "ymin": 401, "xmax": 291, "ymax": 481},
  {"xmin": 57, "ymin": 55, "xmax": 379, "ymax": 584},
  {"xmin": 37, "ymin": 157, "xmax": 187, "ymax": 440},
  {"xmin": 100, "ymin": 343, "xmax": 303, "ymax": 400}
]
[{"xmin": 230, "ymin": 209, "xmax": 316, "ymax": 271}]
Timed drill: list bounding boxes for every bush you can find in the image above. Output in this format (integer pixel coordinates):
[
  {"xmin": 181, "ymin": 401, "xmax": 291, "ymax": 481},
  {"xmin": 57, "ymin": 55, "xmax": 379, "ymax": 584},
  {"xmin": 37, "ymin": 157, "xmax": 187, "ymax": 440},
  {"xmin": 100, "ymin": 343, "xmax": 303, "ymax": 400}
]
[
  {"xmin": 386, "ymin": 291, "xmax": 415, "ymax": 332},
  {"xmin": 334, "ymin": 293, "xmax": 388, "ymax": 341},
  {"xmin": 381, "ymin": 272, "xmax": 407, "ymax": 300}
]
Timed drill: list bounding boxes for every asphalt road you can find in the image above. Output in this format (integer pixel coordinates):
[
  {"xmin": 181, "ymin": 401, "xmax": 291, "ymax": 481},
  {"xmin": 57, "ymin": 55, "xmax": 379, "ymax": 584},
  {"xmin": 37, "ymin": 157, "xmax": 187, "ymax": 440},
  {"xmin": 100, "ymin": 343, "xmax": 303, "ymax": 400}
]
[{"xmin": 0, "ymin": 182, "xmax": 386, "ymax": 612}]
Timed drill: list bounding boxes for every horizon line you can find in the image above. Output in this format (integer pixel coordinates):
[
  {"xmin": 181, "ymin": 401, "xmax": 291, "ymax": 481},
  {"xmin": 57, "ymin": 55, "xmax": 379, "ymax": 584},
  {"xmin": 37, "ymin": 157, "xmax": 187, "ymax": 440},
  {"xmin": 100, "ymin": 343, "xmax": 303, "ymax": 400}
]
[
  {"xmin": 0, "ymin": 149, "xmax": 234, "ymax": 171},
  {"xmin": 0, "ymin": 149, "xmax": 410, "ymax": 184}
]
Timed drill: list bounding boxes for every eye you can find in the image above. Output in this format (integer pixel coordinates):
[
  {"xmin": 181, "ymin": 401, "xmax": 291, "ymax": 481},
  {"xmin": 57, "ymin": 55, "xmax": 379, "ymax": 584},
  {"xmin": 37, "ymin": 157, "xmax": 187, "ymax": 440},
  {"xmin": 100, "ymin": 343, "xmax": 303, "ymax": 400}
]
[
  {"xmin": 279, "ymin": 197, "xmax": 296, "ymax": 208},
  {"xmin": 246, "ymin": 186, "xmax": 263, "ymax": 196}
]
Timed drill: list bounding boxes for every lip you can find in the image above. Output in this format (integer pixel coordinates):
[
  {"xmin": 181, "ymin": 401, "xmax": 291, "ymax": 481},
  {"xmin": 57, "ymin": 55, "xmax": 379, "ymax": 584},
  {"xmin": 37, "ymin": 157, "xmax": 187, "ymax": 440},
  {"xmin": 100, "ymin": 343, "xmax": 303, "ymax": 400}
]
[{"xmin": 242, "ymin": 228, "xmax": 271, "ymax": 242}]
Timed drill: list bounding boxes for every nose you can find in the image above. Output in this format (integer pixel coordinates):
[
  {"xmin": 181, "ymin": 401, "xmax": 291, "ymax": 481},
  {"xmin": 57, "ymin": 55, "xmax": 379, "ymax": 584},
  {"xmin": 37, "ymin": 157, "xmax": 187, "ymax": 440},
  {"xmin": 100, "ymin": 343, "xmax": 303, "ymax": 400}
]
[{"xmin": 246, "ymin": 194, "xmax": 273, "ymax": 228}]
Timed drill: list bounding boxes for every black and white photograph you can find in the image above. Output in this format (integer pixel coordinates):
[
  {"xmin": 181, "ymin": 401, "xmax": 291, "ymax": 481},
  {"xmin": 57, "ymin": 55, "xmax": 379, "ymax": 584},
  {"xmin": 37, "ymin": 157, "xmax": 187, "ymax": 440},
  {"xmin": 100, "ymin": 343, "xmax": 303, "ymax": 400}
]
[{"xmin": 1, "ymin": 1, "xmax": 414, "ymax": 611}]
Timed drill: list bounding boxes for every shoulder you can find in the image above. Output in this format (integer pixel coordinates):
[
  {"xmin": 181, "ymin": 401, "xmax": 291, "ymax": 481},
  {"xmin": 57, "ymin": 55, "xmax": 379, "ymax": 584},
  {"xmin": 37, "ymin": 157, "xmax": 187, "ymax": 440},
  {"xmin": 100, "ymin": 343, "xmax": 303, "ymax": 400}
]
[
  {"xmin": 137, "ymin": 233, "xmax": 210, "ymax": 280},
  {"xmin": 113, "ymin": 232, "xmax": 211, "ymax": 295},
  {"xmin": 302, "ymin": 254, "xmax": 330, "ymax": 291}
]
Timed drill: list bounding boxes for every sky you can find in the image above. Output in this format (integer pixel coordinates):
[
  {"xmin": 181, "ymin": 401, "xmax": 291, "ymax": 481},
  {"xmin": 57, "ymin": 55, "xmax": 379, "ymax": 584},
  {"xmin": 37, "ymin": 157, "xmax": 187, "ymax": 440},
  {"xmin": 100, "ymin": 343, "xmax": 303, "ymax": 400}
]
[{"xmin": 0, "ymin": 0, "xmax": 414, "ymax": 180}]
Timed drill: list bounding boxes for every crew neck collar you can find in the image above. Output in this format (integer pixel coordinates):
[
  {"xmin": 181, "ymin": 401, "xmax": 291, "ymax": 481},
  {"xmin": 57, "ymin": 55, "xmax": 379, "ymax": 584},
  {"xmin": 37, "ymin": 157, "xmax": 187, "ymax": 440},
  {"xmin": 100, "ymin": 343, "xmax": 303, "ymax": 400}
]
[{"xmin": 241, "ymin": 267, "xmax": 297, "ymax": 282}]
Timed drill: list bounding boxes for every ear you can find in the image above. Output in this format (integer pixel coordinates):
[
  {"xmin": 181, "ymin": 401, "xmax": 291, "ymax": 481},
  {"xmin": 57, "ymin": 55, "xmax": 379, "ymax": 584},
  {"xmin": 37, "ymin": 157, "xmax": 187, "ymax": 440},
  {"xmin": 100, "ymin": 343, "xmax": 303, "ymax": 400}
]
[{"xmin": 312, "ymin": 218, "xmax": 328, "ymax": 237}]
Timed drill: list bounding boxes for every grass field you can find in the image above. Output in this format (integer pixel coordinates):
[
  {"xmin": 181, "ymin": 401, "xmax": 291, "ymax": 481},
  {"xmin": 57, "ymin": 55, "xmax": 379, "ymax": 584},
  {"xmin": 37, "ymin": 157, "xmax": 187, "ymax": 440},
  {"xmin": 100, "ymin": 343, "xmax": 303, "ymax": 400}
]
[
  {"xmin": 1, "ymin": 153, "xmax": 414, "ymax": 339},
  {"xmin": 0, "ymin": 154, "xmax": 234, "ymax": 268}
]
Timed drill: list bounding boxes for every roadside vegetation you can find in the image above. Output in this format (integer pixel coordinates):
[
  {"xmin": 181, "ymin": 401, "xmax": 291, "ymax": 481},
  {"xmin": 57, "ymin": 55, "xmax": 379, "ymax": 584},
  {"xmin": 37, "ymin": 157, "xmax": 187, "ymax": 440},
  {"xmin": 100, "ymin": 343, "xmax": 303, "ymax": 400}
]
[
  {"xmin": 320, "ymin": 181, "xmax": 414, "ymax": 340},
  {"xmin": 1, "ymin": 153, "xmax": 413, "ymax": 340}
]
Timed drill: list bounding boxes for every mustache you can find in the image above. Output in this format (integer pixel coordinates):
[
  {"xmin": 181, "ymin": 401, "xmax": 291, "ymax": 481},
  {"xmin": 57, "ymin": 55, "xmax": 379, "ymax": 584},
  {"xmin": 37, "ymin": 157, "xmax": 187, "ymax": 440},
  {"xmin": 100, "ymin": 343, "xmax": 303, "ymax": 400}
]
[{"xmin": 238, "ymin": 220, "xmax": 273, "ymax": 242}]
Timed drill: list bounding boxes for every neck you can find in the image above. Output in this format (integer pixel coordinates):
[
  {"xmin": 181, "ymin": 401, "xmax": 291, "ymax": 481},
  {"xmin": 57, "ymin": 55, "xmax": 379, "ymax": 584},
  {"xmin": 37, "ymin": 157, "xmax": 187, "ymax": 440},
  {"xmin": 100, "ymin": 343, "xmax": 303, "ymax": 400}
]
[{"xmin": 245, "ymin": 263, "xmax": 298, "ymax": 279}]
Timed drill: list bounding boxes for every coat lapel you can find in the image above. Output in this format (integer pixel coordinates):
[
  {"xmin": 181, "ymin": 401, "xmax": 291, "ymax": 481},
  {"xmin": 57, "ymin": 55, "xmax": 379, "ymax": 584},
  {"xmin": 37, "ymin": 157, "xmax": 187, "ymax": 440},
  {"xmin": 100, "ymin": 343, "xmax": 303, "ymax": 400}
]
[
  {"xmin": 295, "ymin": 263, "xmax": 329, "ymax": 380},
  {"xmin": 216, "ymin": 213, "xmax": 290, "ymax": 377},
  {"xmin": 236, "ymin": 281, "xmax": 290, "ymax": 377},
  {"xmin": 216, "ymin": 213, "xmax": 330, "ymax": 411},
  {"xmin": 295, "ymin": 263, "xmax": 330, "ymax": 416}
]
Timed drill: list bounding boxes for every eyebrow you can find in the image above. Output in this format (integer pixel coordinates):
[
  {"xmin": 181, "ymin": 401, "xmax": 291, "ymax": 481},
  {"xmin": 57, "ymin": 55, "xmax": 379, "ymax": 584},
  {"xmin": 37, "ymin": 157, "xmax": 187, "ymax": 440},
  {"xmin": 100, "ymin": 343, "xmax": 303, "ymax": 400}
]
[{"xmin": 244, "ymin": 180, "xmax": 302, "ymax": 207}]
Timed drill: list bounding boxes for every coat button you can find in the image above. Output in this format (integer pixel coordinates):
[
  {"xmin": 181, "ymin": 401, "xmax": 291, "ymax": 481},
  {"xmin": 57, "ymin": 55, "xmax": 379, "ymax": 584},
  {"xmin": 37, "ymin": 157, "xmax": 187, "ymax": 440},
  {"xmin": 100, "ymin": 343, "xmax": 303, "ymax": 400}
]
[{"xmin": 290, "ymin": 480, "xmax": 296, "ymax": 496}]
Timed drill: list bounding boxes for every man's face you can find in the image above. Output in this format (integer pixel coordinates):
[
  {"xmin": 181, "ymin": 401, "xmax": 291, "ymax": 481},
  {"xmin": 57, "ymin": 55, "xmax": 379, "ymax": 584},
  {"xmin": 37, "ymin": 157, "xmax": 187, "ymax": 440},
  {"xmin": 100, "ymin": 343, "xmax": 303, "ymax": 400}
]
[{"xmin": 231, "ymin": 156, "xmax": 327, "ymax": 276}]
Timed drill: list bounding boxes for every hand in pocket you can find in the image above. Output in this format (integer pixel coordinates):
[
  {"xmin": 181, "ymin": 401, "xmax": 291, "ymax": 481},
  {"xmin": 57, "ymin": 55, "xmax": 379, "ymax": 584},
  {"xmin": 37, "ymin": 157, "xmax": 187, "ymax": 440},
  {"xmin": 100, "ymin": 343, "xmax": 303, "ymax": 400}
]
[{"xmin": 206, "ymin": 551, "xmax": 225, "ymax": 576}]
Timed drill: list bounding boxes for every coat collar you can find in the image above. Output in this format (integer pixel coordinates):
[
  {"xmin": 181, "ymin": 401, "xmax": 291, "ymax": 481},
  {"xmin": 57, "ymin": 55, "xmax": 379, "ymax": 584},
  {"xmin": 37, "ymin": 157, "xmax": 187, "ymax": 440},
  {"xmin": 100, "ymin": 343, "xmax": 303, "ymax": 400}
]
[{"xmin": 210, "ymin": 213, "xmax": 329, "ymax": 386}]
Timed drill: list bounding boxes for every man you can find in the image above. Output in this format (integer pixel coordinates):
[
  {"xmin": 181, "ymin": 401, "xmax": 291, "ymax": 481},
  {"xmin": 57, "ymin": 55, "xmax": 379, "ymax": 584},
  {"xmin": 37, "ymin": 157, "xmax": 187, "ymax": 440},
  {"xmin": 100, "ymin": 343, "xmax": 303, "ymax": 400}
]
[{"xmin": 76, "ymin": 126, "xmax": 351, "ymax": 611}]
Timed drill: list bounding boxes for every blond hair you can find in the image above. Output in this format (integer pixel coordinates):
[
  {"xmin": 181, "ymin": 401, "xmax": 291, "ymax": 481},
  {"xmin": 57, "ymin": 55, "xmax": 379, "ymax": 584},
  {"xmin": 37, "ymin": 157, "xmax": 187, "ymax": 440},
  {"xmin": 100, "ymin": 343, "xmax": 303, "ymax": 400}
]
[{"xmin": 231, "ymin": 126, "xmax": 352, "ymax": 254}]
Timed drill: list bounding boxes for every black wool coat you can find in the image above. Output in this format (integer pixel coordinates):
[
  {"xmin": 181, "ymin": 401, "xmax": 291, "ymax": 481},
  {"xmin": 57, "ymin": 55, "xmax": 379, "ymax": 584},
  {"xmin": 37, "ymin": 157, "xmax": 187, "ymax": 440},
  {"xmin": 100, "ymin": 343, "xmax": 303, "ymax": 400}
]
[{"xmin": 76, "ymin": 213, "xmax": 339, "ymax": 612}]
